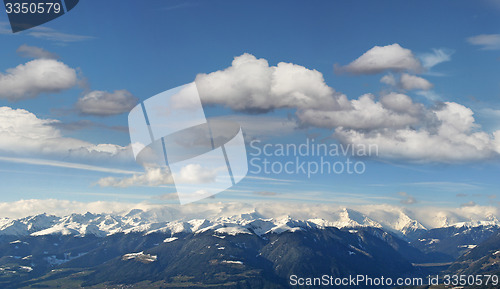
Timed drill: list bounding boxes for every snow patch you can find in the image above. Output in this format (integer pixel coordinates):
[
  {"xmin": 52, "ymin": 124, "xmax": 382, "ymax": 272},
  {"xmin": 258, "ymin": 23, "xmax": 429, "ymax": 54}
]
[
  {"xmin": 163, "ymin": 237, "xmax": 178, "ymax": 243},
  {"xmin": 122, "ymin": 251, "xmax": 157, "ymax": 263}
]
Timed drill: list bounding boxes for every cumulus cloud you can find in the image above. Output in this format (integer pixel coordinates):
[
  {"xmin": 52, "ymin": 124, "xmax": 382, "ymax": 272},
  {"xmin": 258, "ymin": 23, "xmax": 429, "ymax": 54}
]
[
  {"xmin": 193, "ymin": 53, "xmax": 500, "ymax": 163},
  {"xmin": 399, "ymin": 73, "xmax": 433, "ymax": 90},
  {"xmin": 297, "ymin": 93, "xmax": 424, "ymax": 130},
  {"xmin": 380, "ymin": 73, "xmax": 433, "ymax": 91},
  {"xmin": 76, "ymin": 90, "xmax": 138, "ymax": 116},
  {"xmin": 16, "ymin": 44, "xmax": 59, "ymax": 59},
  {"xmin": 335, "ymin": 102, "xmax": 500, "ymax": 163},
  {"xmin": 380, "ymin": 74, "xmax": 397, "ymax": 86},
  {"xmin": 0, "ymin": 106, "xmax": 131, "ymax": 160},
  {"xmin": 0, "ymin": 59, "xmax": 78, "ymax": 101},
  {"xmin": 335, "ymin": 44, "xmax": 423, "ymax": 74},
  {"xmin": 195, "ymin": 53, "xmax": 348, "ymax": 113},
  {"xmin": 467, "ymin": 34, "xmax": 500, "ymax": 50}
]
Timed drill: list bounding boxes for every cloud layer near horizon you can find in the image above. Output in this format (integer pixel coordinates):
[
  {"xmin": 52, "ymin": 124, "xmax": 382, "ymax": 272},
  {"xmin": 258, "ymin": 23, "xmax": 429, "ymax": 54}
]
[{"xmin": 0, "ymin": 199, "xmax": 497, "ymax": 230}]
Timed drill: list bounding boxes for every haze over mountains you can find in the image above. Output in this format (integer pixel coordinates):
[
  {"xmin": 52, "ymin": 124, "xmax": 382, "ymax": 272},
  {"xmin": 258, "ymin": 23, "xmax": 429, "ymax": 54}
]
[
  {"xmin": 0, "ymin": 202, "xmax": 498, "ymax": 238},
  {"xmin": 0, "ymin": 202, "xmax": 499, "ymax": 288}
]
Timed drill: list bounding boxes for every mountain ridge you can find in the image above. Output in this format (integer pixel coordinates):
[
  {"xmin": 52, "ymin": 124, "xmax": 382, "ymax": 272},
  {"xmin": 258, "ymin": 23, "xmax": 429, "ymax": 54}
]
[{"xmin": 0, "ymin": 205, "xmax": 498, "ymax": 239}]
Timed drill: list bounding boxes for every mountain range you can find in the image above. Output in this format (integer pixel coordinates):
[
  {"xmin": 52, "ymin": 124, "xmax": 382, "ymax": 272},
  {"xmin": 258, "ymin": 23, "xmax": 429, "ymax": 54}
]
[{"xmin": 0, "ymin": 204, "xmax": 499, "ymax": 288}]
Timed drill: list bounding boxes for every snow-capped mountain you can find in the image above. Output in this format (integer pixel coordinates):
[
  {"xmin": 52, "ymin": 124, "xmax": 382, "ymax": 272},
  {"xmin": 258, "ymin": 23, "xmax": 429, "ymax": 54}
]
[
  {"xmin": 0, "ymin": 204, "xmax": 499, "ymax": 289},
  {"xmin": 0, "ymin": 204, "xmax": 497, "ymax": 238}
]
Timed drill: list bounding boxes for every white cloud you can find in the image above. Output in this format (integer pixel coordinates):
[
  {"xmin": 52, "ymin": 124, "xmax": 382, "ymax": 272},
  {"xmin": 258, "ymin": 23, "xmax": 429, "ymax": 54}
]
[
  {"xmin": 212, "ymin": 115, "xmax": 297, "ymax": 140},
  {"xmin": 0, "ymin": 59, "xmax": 77, "ymax": 101},
  {"xmin": 76, "ymin": 90, "xmax": 138, "ymax": 116},
  {"xmin": 334, "ymin": 102, "xmax": 500, "ymax": 163},
  {"xmin": 467, "ymin": 34, "xmax": 500, "ymax": 50},
  {"xmin": 0, "ymin": 106, "xmax": 131, "ymax": 160},
  {"xmin": 415, "ymin": 90, "xmax": 442, "ymax": 101},
  {"xmin": 419, "ymin": 48, "xmax": 453, "ymax": 68},
  {"xmin": 335, "ymin": 43, "xmax": 423, "ymax": 74},
  {"xmin": 0, "ymin": 199, "xmax": 153, "ymax": 219},
  {"xmin": 27, "ymin": 27, "xmax": 93, "ymax": 43},
  {"xmin": 175, "ymin": 164, "xmax": 219, "ymax": 184},
  {"xmin": 380, "ymin": 73, "xmax": 433, "ymax": 91},
  {"xmin": 196, "ymin": 53, "xmax": 348, "ymax": 112},
  {"xmin": 97, "ymin": 163, "xmax": 223, "ymax": 188},
  {"xmin": 380, "ymin": 74, "xmax": 397, "ymax": 86},
  {"xmin": 16, "ymin": 44, "xmax": 58, "ymax": 59},
  {"xmin": 194, "ymin": 53, "xmax": 498, "ymax": 163},
  {"xmin": 399, "ymin": 73, "xmax": 433, "ymax": 90},
  {"xmin": 0, "ymin": 156, "xmax": 138, "ymax": 175},
  {"xmin": 97, "ymin": 164, "xmax": 173, "ymax": 187},
  {"xmin": 297, "ymin": 93, "xmax": 423, "ymax": 130}
]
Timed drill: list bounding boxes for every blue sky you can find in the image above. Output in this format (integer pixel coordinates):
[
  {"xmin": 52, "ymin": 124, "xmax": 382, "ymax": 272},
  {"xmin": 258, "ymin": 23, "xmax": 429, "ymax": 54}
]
[{"xmin": 0, "ymin": 0, "xmax": 499, "ymax": 211}]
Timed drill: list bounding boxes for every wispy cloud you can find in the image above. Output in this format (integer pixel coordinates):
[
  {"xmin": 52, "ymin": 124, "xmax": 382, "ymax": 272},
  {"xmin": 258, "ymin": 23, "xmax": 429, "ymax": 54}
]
[
  {"xmin": 460, "ymin": 200, "xmax": 477, "ymax": 207},
  {"xmin": 16, "ymin": 44, "xmax": 59, "ymax": 59},
  {"xmin": 27, "ymin": 27, "xmax": 93, "ymax": 43},
  {"xmin": 161, "ymin": 2, "xmax": 197, "ymax": 11},
  {"xmin": 0, "ymin": 22, "xmax": 12, "ymax": 34},
  {"xmin": 0, "ymin": 156, "xmax": 139, "ymax": 175},
  {"xmin": 467, "ymin": 34, "xmax": 500, "ymax": 50},
  {"xmin": 0, "ymin": 23, "xmax": 93, "ymax": 43},
  {"xmin": 244, "ymin": 175, "xmax": 299, "ymax": 183},
  {"xmin": 419, "ymin": 48, "xmax": 453, "ymax": 69},
  {"xmin": 398, "ymin": 191, "xmax": 417, "ymax": 205},
  {"xmin": 253, "ymin": 191, "xmax": 279, "ymax": 196},
  {"xmin": 370, "ymin": 181, "xmax": 483, "ymax": 191}
]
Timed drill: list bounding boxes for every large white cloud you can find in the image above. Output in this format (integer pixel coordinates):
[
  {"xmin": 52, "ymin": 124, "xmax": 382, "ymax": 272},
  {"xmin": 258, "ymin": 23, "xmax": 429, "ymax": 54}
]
[
  {"xmin": 76, "ymin": 90, "xmax": 138, "ymax": 116},
  {"xmin": 0, "ymin": 106, "xmax": 131, "ymax": 159},
  {"xmin": 195, "ymin": 53, "xmax": 349, "ymax": 112},
  {"xmin": 193, "ymin": 52, "xmax": 497, "ymax": 163},
  {"xmin": 335, "ymin": 44, "xmax": 423, "ymax": 74},
  {"xmin": 334, "ymin": 102, "xmax": 500, "ymax": 163},
  {"xmin": 0, "ymin": 59, "xmax": 77, "ymax": 101},
  {"xmin": 297, "ymin": 93, "xmax": 424, "ymax": 130}
]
